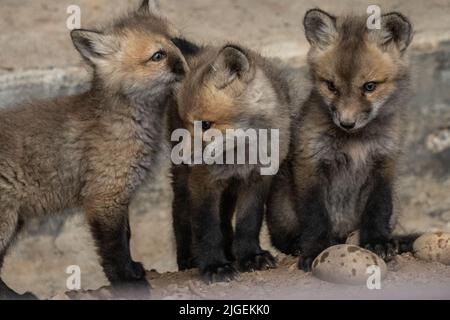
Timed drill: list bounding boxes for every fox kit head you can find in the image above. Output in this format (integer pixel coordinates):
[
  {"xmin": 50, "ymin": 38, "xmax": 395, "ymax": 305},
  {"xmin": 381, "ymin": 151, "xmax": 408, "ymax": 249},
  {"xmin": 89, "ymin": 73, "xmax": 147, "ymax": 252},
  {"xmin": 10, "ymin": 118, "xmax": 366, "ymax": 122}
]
[
  {"xmin": 177, "ymin": 44, "xmax": 286, "ymax": 137},
  {"xmin": 176, "ymin": 44, "xmax": 287, "ymax": 177},
  {"xmin": 71, "ymin": 0, "xmax": 188, "ymax": 100},
  {"xmin": 304, "ymin": 9, "xmax": 413, "ymax": 132}
]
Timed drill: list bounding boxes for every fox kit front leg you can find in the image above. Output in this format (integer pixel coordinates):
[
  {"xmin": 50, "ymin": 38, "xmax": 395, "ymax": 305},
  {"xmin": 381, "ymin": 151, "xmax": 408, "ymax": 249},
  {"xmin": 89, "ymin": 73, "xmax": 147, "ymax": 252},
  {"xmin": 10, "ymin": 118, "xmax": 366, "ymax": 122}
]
[
  {"xmin": 0, "ymin": 194, "xmax": 37, "ymax": 300},
  {"xmin": 360, "ymin": 158, "xmax": 397, "ymax": 260},
  {"xmin": 84, "ymin": 198, "xmax": 149, "ymax": 296},
  {"xmin": 233, "ymin": 177, "xmax": 276, "ymax": 272},
  {"xmin": 293, "ymin": 164, "xmax": 333, "ymax": 272},
  {"xmin": 189, "ymin": 173, "xmax": 238, "ymax": 283},
  {"xmin": 171, "ymin": 165, "xmax": 195, "ymax": 271}
]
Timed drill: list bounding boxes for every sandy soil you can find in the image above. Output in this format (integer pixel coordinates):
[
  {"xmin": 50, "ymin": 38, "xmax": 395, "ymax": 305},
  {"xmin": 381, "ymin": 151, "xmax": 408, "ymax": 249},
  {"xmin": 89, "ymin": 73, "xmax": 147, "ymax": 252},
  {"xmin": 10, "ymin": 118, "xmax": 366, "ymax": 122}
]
[{"xmin": 58, "ymin": 254, "xmax": 450, "ymax": 300}]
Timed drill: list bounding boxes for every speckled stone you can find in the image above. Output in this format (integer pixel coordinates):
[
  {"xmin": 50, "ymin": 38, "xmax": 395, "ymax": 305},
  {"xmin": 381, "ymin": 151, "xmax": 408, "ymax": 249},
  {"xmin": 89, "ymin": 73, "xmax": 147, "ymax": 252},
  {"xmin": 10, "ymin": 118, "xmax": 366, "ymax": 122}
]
[
  {"xmin": 414, "ymin": 232, "xmax": 450, "ymax": 265},
  {"xmin": 312, "ymin": 245, "xmax": 387, "ymax": 285}
]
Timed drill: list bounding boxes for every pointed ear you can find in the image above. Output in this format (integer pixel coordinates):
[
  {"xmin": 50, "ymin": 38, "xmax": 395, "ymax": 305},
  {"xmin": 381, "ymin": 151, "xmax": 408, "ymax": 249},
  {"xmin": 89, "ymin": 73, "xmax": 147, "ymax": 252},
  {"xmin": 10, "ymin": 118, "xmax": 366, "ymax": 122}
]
[
  {"xmin": 139, "ymin": 0, "xmax": 160, "ymax": 14},
  {"xmin": 303, "ymin": 9, "xmax": 337, "ymax": 49},
  {"xmin": 379, "ymin": 12, "xmax": 413, "ymax": 52},
  {"xmin": 71, "ymin": 29, "xmax": 117, "ymax": 65},
  {"xmin": 211, "ymin": 45, "xmax": 251, "ymax": 89}
]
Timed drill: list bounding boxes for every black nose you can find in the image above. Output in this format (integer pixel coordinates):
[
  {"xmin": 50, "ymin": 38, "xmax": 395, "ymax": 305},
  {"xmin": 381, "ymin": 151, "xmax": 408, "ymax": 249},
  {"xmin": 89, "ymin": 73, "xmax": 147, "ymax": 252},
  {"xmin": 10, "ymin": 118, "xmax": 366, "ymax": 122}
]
[
  {"xmin": 340, "ymin": 121, "xmax": 356, "ymax": 130},
  {"xmin": 172, "ymin": 59, "xmax": 186, "ymax": 76}
]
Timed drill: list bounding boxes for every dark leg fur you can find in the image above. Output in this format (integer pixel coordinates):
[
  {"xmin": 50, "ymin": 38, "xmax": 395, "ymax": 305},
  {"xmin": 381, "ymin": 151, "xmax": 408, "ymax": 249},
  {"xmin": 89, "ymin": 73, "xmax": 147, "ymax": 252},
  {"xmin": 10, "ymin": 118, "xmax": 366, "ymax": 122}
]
[
  {"xmin": 392, "ymin": 234, "xmax": 421, "ymax": 254},
  {"xmin": 295, "ymin": 186, "xmax": 333, "ymax": 272},
  {"xmin": 86, "ymin": 204, "xmax": 149, "ymax": 297},
  {"xmin": 266, "ymin": 163, "xmax": 301, "ymax": 255},
  {"xmin": 268, "ymin": 162, "xmax": 332, "ymax": 271},
  {"xmin": 171, "ymin": 165, "xmax": 195, "ymax": 271},
  {"xmin": 233, "ymin": 178, "xmax": 276, "ymax": 272},
  {"xmin": 220, "ymin": 181, "xmax": 238, "ymax": 262},
  {"xmin": 191, "ymin": 187, "xmax": 238, "ymax": 283},
  {"xmin": 360, "ymin": 162, "xmax": 396, "ymax": 260}
]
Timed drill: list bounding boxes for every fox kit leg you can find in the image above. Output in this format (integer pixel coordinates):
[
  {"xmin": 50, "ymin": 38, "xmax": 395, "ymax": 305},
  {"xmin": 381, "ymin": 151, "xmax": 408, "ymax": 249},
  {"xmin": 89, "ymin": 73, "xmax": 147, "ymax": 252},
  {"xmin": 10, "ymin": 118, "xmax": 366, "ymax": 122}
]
[
  {"xmin": 295, "ymin": 186, "xmax": 333, "ymax": 271},
  {"xmin": 360, "ymin": 159, "xmax": 397, "ymax": 260},
  {"xmin": 171, "ymin": 165, "xmax": 195, "ymax": 271},
  {"xmin": 0, "ymin": 198, "xmax": 19, "ymax": 300},
  {"xmin": 233, "ymin": 177, "xmax": 276, "ymax": 272},
  {"xmin": 220, "ymin": 180, "xmax": 238, "ymax": 262},
  {"xmin": 84, "ymin": 200, "xmax": 148, "ymax": 294},
  {"xmin": 0, "ymin": 194, "xmax": 36, "ymax": 300},
  {"xmin": 266, "ymin": 162, "xmax": 301, "ymax": 255},
  {"xmin": 293, "ymin": 164, "xmax": 333, "ymax": 272},
  {"xmin": 189, "ymin": 175, "xmax": 237, "ymax": 283}
]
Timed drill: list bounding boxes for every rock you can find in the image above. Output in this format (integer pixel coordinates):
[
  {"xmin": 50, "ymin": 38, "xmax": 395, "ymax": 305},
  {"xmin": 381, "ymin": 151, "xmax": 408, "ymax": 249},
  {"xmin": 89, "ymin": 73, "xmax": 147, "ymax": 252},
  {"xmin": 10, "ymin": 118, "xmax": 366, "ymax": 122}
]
[
  {"xmin": 312, "ymin": 245, "xmax": 387, "ymax": 285},
  {"xmin": 426, "ymin": 129, "xmax": 450, "ymax": 153},
  {"xmin": 0, "ymin": 67, "xmax": 88, "ymax": 109},
  {"xmin": 346, "ymin": 230, "xmax": 360, "ymax": 246},
  {"xmin": 413, "ymin": 232, "xmax": 450, "ymax": 265}
]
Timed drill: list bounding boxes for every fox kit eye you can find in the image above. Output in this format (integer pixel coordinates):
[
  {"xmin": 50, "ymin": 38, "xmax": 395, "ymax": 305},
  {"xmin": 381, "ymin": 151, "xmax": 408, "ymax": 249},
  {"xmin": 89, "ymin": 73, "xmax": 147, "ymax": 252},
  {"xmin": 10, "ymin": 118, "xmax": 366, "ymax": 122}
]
[
  {"xmin": 201, "ymin": 121, "xmax": 213, "ymax": 131},
  {"xmin": 150, "ymin": 51, "xmax": 166, "ymax": 62},
  {"xmin": 325, "ymin": 80, "xmax": 338, "ymax": 94},
  {"xmin": 363, "ymin": 82, "xmax": 377, "ymax": 93}
]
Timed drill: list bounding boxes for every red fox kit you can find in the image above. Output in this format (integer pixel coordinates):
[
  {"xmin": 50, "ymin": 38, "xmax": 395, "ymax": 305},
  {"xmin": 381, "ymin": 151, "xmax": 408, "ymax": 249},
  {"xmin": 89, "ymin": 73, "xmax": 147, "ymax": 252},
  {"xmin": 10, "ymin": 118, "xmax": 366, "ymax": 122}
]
[
  {"xmin": 170, "ymin": 44, "xmax": 307, "ymax": 282},
  {"xmin": 267, "ymin": 9, "xmax": 414, "ymax": 271},
  {"xmin": 0, "ymin": 0, "xmax": 188, "ymax": 299}
]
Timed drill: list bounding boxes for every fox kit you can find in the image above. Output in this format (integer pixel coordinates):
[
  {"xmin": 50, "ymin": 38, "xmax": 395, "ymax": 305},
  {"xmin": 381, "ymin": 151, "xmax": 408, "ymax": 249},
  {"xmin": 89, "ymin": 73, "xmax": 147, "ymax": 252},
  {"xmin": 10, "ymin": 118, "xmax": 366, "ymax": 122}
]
[
  {"xmin": 0, "ymin": 0, "xmax": 188, "ymax": 299},
  {"xmin": 267, "ymin": 9, "xmax": 414, "ymax": 271},
  {"xmin": 171, "ymin": 44, "xmax": 303, "ymax": 282}
]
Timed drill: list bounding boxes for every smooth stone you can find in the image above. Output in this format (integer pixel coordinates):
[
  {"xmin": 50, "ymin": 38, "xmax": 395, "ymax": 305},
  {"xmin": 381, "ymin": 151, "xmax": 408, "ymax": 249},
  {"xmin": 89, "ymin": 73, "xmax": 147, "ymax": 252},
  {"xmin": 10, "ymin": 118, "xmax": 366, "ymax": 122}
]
[
  {"xmin": 413, "ymin": 232, "xmax": 450, "ymax": 265},
  {"xmin": 312, "ymin": 244, "xmax": 387, "ymax": 285}
]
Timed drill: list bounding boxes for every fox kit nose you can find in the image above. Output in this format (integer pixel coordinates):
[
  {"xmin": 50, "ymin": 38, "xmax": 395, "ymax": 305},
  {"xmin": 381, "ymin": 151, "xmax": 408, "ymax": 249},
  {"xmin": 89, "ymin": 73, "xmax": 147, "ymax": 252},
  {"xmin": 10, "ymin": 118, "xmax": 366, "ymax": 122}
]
[{"xmin": 340, "ymin": 120, "xmax": 356, "ymax": 130}]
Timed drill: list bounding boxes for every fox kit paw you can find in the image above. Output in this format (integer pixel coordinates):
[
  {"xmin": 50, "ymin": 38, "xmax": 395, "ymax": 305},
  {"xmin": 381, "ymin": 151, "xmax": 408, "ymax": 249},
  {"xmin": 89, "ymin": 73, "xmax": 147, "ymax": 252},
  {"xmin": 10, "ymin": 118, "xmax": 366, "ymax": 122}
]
[
  {"xmin": 363, "ymin": 241, "xmax": 396, "ymax": 261},
  {"xmin": 238, "ymin": 251, "xmax": 277, "ymax": 272},
  {"xmin": 124, "ymin": 261, "xmax": 146, "ymax": 281},
  {"xmin": 201, "ymin": 263, "xmax": 239, "ymax": 284},
  {"xmin": 297, "ymin": 255, "xmax": 317, "ymax": 272},
  {"xmin": 178, "ymin": 257, "xmax": 198, "ymax": 271}
]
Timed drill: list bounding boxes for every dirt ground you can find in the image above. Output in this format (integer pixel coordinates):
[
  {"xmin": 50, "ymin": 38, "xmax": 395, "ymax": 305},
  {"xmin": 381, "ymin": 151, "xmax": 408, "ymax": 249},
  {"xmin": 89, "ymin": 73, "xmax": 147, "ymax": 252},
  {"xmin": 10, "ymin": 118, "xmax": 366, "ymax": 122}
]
[
  {"xmin": 58, "ymin": 254, "xmax": 450, "ymax": 300},
  {"xmin": 151, "ymin": 255, "xmax": 450, "ymax": 300}
]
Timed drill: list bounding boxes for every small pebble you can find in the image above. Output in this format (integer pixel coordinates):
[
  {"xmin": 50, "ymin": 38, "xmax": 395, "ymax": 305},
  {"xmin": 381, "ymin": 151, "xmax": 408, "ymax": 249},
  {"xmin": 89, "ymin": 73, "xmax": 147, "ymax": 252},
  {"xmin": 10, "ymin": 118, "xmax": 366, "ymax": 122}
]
[{"xmin": 346, "ymin": 230, "xmax": 360, "ymax": 246}]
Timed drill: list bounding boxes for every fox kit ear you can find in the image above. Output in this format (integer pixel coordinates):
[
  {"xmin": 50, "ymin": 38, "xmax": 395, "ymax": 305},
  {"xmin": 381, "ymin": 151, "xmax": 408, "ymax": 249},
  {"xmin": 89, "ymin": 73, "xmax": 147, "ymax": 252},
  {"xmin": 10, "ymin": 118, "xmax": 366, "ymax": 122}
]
[
  {"xmin": 211, "ymin": 45, "xmax": 251, "ymax": 89},
  {"xmin": 139, "ymin": 0, "xmax": 161, "ymax": 14},
  {"xmin": 71, "ymin": 29, "xmax": 117, "ymax": 66},
  {"xmin": 380, "ymin": 12, "xmax": 413, "ymax": 52},
  {"xmin": 303, "ymin": 9, "xmax": 337, "ymax": 48}
]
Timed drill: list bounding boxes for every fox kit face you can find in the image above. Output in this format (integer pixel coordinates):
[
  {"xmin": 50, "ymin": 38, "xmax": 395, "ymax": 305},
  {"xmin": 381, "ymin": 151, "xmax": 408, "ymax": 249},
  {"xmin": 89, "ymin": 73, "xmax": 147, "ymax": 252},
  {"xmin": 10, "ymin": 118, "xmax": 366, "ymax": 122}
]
[
  {"xmin": 177, "ymin": 45, "xmax": 255, "ymax": 136},
  {"xmin": 176, "ymin": 45, "xmax": 288, "ymax": 178},
  {"xmin": 71, "ymin": 0, "xmax": 187, "ymax": 99},
  {"xmin": 177, "ymin": 45, "xmax": 282, "ymax": 142},
  {"xmin": 304, "ymin": 9, "xmax": 413, "ymax": 132}
]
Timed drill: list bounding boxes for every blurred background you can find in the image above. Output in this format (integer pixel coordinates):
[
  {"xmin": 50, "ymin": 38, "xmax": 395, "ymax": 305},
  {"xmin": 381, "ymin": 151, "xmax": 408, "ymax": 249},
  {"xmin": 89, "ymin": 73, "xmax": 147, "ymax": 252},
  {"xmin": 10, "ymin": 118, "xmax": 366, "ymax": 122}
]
[{"xmin": 0, "ymin": 0, "xmax": 449, "ymax": 298}]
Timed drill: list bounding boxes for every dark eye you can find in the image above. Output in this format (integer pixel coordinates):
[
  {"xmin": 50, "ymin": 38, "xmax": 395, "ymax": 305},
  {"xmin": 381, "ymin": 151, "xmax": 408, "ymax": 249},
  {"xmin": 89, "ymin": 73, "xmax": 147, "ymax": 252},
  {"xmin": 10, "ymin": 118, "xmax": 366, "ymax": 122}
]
[
  {"xmin": 326, "ymin": 81, "xmax": 338, "ymax": 94},
  {"xmin": 150, "ymin": 51, "xmax": 166, "ymax": 62},
  {"xmin": 363, "ymin": 82, "xmax": 377, "ymax": 93},
  {"xmin": 201, "ymin": 121, "xmax": 213, "ymax": 131}
]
